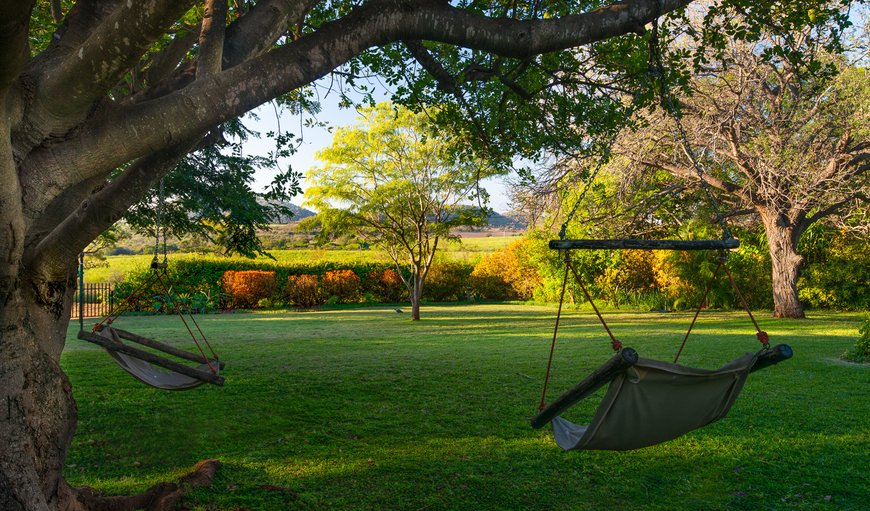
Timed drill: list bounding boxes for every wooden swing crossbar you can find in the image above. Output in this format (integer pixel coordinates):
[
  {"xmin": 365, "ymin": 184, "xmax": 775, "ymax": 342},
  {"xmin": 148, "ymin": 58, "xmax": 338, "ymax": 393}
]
[
  {"xmin": 77, "ymin": 329, "xmax": 225, "ymax": 386},
  {"xmin": 110, "ymin": 327, "xmax": 225, "ymax": 370},
  {"xmin": 530, "ymin": 343, "xmax": 793, "ymax": 429},
  {"xmin": 549, "ymin": 239, "xmax": 740, "ymax": 251}
]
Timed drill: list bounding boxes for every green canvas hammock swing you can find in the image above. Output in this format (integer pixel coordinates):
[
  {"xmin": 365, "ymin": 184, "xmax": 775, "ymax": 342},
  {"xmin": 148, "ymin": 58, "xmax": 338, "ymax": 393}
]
[
  {"xmin": 531, "ymin": 248, "xmax": 792, "ymax": 451},
  {"xmin": 530, "ymin": 9, "xmax": 792, "ymax": 450}
]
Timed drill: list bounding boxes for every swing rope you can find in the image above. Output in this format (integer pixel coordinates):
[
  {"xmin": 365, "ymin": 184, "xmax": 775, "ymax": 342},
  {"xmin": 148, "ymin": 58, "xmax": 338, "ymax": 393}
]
[
  {"xmin": 566, "ymin": 262, "xmax": 622, "ymax": 352},
  {"xmin": 538, "ymin": 259, "xmax": 571, "ymax": 411},
  {"xmin": 673, "ymin": 257, "xmax": 725, "ymax": 363},
  {"xmin": 722, "ymin": 264, "xmax": 769, "ymax": 347}
]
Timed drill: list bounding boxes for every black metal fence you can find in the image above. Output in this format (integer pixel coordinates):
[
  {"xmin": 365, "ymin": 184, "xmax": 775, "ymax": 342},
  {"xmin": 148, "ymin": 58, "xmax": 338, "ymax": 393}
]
[{"xmin": 71, "ymin": 283, "xmax": 114, "ymax": 319}]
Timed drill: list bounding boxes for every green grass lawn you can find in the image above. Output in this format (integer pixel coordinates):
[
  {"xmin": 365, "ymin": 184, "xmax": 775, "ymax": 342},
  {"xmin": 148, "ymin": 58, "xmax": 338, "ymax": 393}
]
[{"xmin": 62, "ymin": 305, "xmax": 869, "ymax": 510}]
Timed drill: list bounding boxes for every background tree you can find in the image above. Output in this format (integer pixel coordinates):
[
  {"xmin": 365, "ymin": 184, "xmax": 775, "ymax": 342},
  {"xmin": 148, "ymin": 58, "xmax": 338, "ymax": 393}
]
[
  {"xmin": 615, "ymin": 21, "xmax": 869, "ymax": 318},
  {"xmin": 518, "ymin": 7, "xmax": 868, "ymax": 318},
  {"xmin": 304, "ymin": 103, "xmax": 488, "ymax": 320},
  {"xmin": 0, "ymin": 1, "xmax": 852, "ymax": 509}
]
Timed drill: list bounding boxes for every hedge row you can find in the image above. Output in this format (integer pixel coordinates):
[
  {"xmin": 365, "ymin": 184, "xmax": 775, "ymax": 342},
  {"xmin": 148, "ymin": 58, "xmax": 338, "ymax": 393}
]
[
  {"xmin": 221, "ymin": 268, "xmax": 406, "ymax": 309},
  {"xmin": 113, "ymin": 258, "xmax": 480, "ymax": 310},
  {"xmin": 110, "ymin": 229, "xmax": 868, "ymax": 312}
]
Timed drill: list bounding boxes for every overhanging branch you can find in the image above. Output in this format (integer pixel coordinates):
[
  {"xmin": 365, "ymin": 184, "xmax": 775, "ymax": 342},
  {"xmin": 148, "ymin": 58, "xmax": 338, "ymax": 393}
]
[
  {"xmin": 27, "ymin": 140, "xmax": 197, "ymax": 280},
  {"xmin": 23, "ymin": 0, "xmax": 694, "ymax": 227}
]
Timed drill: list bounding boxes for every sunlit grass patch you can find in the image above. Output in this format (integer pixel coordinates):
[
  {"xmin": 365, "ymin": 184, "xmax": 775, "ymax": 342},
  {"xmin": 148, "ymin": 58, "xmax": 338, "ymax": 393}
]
[{"xmin": 63, "ymin": 305, "xmax": 869, "ymax": 510}]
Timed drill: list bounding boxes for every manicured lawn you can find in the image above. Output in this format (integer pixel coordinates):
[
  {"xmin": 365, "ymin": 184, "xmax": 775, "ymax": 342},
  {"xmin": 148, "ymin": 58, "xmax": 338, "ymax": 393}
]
[{"xmin": 62, "ymin": 305, "xmax": 869, "ymax": 510}]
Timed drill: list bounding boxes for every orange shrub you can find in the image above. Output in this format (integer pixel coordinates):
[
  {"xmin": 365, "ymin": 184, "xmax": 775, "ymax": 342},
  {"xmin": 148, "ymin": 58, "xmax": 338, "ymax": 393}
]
[
  {"xmin": 321, "ymin": 269, "xmax": 361, "ymax": 303},
  {"xmin": 221, "ymin": 270, "xmax": 277, "ymax": 309},
  {"xmin": 365, "ymin": 268, "xmax": 406, "ymax": 303},
  {"xmin": 286, "ymin": 274, "xmax": 325, "ymax": 308}
]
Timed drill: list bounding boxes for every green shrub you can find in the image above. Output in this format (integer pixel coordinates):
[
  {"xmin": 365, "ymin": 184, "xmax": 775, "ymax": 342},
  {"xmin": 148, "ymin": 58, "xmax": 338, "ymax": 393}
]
[
  {"xmin": 423, "ymin": 261, "xmax": 474, "ymax": 302},
  {"xmin": 842, "ymin": 317, "xmax": 870, "ymax": 363},
  {"xmin": 799, "ymin": 232, "xmax": 869, "ymax": 310},
  {"xmin": 595, "ymin": 249, "xmax": 658, "ymax": 307}
]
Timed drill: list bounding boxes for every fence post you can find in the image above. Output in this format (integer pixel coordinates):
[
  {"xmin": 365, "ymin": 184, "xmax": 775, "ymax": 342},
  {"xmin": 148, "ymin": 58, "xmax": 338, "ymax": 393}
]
[{"xmin": 78, "ymin": 252, "xmax": 84, "ymax": 331}]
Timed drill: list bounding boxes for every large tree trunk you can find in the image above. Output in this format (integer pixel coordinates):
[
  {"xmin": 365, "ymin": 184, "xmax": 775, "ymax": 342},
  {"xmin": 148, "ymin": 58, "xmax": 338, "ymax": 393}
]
[
  {"xmin": 0, "ymin": 266, "xmax": 79, "ymax": 511},
  {"xmin": 761, "ymin": 213, "xmax": 806, "ymax": 319}
]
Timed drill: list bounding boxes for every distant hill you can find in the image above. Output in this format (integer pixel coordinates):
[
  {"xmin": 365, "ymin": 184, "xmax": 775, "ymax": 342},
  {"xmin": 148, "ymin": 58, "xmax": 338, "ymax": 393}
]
[
  {"xmin": 268, "ymin": 202, "xmax": 316, "ymax": 224},
  {"xmin": 487, "ymin": 210, "xmax": 528, "ymax": 230},
  {"xmin": 274, "ymin": 206, "xmax": 526, "ymax": 230}
]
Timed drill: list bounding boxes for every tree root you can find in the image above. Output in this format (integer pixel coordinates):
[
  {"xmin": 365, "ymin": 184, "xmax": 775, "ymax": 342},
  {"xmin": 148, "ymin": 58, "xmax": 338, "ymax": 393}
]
[{"xmin": 66, "ymin": 459, "xmax": 220, "ymax": 511}]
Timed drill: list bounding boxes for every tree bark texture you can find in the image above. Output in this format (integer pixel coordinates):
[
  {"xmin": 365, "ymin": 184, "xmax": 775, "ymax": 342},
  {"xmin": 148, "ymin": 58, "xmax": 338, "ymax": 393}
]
[
  {"xmin": 0, "ymin": 270, "xmax": 77, "ymax": 511},
  {"xmin": 0, "ymin": 1, "xmax": 697, "ymax": 508}
]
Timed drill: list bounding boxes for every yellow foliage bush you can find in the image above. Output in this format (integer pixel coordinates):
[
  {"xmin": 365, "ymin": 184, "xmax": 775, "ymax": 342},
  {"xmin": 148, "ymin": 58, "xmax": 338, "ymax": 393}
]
[{"xmin": 470, "ymin": 238, "xmax": 541, "ymax": 300}]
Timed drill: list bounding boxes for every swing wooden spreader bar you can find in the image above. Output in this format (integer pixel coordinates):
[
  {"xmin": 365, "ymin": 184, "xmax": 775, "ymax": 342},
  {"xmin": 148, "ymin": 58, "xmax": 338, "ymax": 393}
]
[
  {"xmin": 531, "ymin": 343, "xmax": 792, "ymax": 430},
  {"xmin": 110, "ymin": 327, "xmax": 225, "ymax": 370},
  {"xmin": 549, "ymin": 239, "xmax": 740, "ymax": 251},
  {"xmin": 532, "ymin": 348, "xmax": 639, "ymax": 429},
  {"xmin": 77, "ymin": 329, "xmax": 225, "ymax": 386}
]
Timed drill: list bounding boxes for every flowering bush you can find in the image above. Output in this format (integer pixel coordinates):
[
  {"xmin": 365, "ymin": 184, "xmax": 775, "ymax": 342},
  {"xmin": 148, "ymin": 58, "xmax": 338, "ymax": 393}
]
[
  {"xmin": 470, "ymin": 238, "xmax": 541, "ymax": 300},
  {"xmin": 364, "ymin": 268, "xmax": 406, "ymax": 303}
]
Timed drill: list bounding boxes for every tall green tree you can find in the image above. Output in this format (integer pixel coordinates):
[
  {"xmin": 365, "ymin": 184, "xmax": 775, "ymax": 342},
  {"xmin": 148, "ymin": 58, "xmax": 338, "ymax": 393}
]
[{"xmin": 305, "ymin": 103, "xmax": 488, "ymax": 320}]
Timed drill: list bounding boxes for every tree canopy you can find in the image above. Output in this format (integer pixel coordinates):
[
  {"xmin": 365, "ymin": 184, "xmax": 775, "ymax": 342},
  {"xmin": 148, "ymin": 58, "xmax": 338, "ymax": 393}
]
[
  {"xmin": 513, "ymin": 5, "xmax": 868, "ymax": 318},
  {"xmin": 305, "ymin": 103, "xmax": 488, "ymax": 319}
]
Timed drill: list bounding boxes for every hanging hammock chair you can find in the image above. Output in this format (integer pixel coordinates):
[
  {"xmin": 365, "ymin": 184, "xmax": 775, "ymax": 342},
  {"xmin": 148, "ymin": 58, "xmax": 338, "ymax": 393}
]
[
  {"xmin": 77, "ymin": 258, "xmax": 225, "ymax": 390},
  {"xmin": 79, "ymin": 325, "xmax": 223, "ymax": 390},
  {"xmin": 529, "ymin": 8, "xmax": 793, "ymax": 450},
  {"xmin": 533, "ymin": 344, "xmax": 792, "ymax": 451},
  {"xmin": 76, "ymin": 179, "xmax": 224, "ymax": 390},
  {"xmin": 532, "ymin": 245, "xmax": 794, "ymax": 451}
]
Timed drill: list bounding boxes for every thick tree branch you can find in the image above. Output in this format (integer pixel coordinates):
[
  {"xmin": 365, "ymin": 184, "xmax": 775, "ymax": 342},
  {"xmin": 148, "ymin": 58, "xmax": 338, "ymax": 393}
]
[
  {"xmin": 197, "ymin": 0, "xmax": 228, "ymax": 78},
  {"xmin": 23, "ymin": 0, "xmax": 690, "ymax": 226},
  {"xmin": 223, "ymin": 0, "xmax": 317, "ymax": 65},
  {"xmin": 401, "ymin": 0, "xmax": 685, "ymax": 59},
  {"xmin": 38, "ymin": 0, "xmax": 195, "ymax": 115},
  {"xmin": 135, "ymin": 0, "xmax": 315, "ymax": 103},
  {"xmin": 13, "ymin": 1, "xmax": 195, "ymax": 158},
  {"xmin": 638, "ymin": 158, "xmax": 753, "ymax": 205},
  {"xmin": 49, "ymin": 0, "xmax": 62, "ymax": 23},
  {"xmin": 143, "ymin": 25, "xmax": 201, "ymax": 89},
  {"xmin": 26, "ymin": 141, "xmax": 197, "ymax": 280}
]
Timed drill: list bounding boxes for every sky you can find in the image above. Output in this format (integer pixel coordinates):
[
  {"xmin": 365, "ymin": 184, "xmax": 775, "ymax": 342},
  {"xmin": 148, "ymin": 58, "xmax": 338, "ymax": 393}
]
[{"xmin": 245, "ymin": 91, "xmax": 515, "ymax": 213}]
